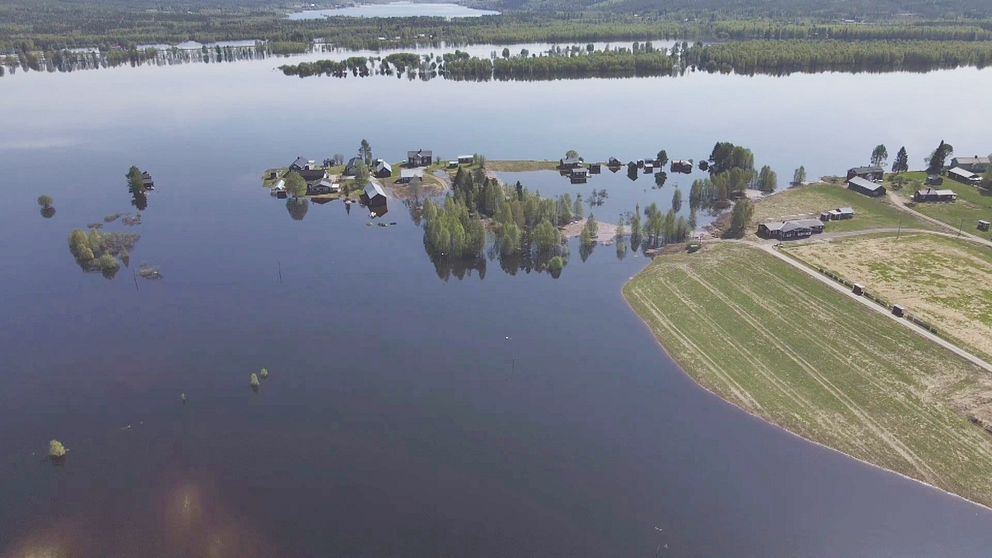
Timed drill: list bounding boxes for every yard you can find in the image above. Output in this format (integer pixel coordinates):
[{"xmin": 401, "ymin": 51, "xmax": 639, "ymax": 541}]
[
  {"xmin": 784, "ymin": 232, "xmax": 992, "ymax": 363},
  {"xmin": 889, "ymin": 171, "xmax": 992, "ymax": 239},
  {"xmin": 486, "ymin": 160, "xmax": 560, "ymax": 172},
  {"xmin": 750, "ymin": 182, "xmax": 934, "ymax": 235},
  {"xmin": 624, "ymin": 242, "xmax": 992, "ymax": 507}
]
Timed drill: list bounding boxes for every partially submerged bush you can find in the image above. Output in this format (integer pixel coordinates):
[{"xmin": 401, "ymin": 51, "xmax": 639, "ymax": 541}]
[
  {"xmin": 259, "ymin": 368, "xmax": 269, "ymax": 380},
  {"xmin": 48, "ymin": 439, "xmax": 68, "ymax": 459},
  {"xmin": 250, "ymin": 373, "xmax": 260, "ymax": 388},
  {"xmin": 37, "ymin": 195, "xmax": 53, "ymax": 208}
]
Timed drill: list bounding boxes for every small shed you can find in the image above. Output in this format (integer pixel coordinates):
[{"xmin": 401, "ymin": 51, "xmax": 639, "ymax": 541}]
[
  {"xmin": 373, "ymin": 160, "xmax": 393, "ymax": 179},
  {"xmin": 979, "ymin": 220, "xmax": 991, "ymax": 232},
  {"xmin": 670, "ymin": 160, "xmax": 692, "ymax": 174},
  {"xmin": 852, "ymin": 284, "xmax": 865, "ymax": 296},
  {"xmin": 926, "ymin": 174, "xmax": 943, "ymax": 186},
  {"xmin": 447, "ymin": 161, "xmax": 459, "ymax": 169},
  {"xmin": 892, "ymin": 305, "xmax": 905, "ymax": 317},
  {"xmin": 457, "ymin": 155, "xmax": 474, "ymax": 165},
  {"xmin": 570, "ymin": 167, "xmax": 590, "ymax": 184},
  {"xmin": 360, "ymin": 182, "xmax": 388, "ymax": 215}
]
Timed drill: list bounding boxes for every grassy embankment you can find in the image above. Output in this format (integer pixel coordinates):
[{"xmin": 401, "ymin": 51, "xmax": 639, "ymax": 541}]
[
  {"xmin": 624, "ymin": 242, "xmax": 992, "ymax": 507},
  {"xmin": 751, "ymin": 182, "xmax": 936, "ymax": 234},
  {"xmin": 486, "ymin": 160, "xmax": 560, "ymax": 172},
  {"xmin": 888, "ymin": 171, "xmax": 992, "ymax": 239},
  {"xmin": 785, "ymin": 232, "xmax": 992, "ymax": 363}
]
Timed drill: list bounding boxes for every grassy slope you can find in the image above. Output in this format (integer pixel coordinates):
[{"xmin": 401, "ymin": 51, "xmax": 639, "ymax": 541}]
[
  {"xmin": 624, "ymin": 242, "xmax": 992, "ymax": 506},
  {"xmin": 785, "ymin": 232, "xmax": 992, "ymax": 363},
  {"xmin": 890, "ymin": 171, "xmax": 992, "ymax": 240},
  {"xmin": 752, "ymin": 182, "xmax": 935, "ymax": 233},
  {"xmin": 487, "ymin": 160, "xmax": 559, "ymax": 172}
]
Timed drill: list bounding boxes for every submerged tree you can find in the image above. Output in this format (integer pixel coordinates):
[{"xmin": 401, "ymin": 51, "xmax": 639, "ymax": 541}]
[
  {"xmin": 37, "ymin": 195, "xmax": 53, "ymax": 208},
  {"xmin": 671, "ymin": 188, "xmax": 682, "ymax": 212},
  {"xmin": 286, "ymin": 197, "xmax": 309, "ymax": 221},
  {"xmin": 580, "ymin": 215, "xmax": 599, "ymax": 247},
  {"xmin": 792, "ymin": 166, "xmax": 807, "ymax": 186},
  {"xmin": 48, "ymin": 439, "xmax": 68, "ymax": 461}
]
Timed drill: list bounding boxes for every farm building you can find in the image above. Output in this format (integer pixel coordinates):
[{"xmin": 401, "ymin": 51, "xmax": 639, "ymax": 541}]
[
  {"xmin": 570, "ymin": 167, "xmax": 589, "ymax": 184},
  {"xmin": 407, "ymin": 149, "xmax": 433, "ymax": 167},
  {"xmin": 913, "ymin": 188, "xmax": 957, "ymax": 202},
  {"xmin": 344, "ymin": 157, "xmax": 363, "ymax": 176},
  {"xmin": 950, "ymin": 155, "xmax": 991, "ymax": 174},
  {"xmin": 670, "ymin": 160, "xmax": 693, "ymax": 174},
  {"xmin": 927, "ymin": 174, "xmax": 944, "ymax": 186},
  {"xmin": 757, "ymin": 218, "xmax": 824, "ymax": 240},
  {"xmin": 847, "ymin": 176, "xmax": 886, "ymax": 197},
  {"xmin": 846, "ymin": 166, "xmax": 884, "ymax": 182},
  {"xmin": 948, "ymin": 167, "xmax": 982, "ymax": 185},
  {"xmin": 360, "ymin": 182, "xmax": 388, "ymax": 215},
  {"xmin": 373, "ymin": 160, "xmax": 393, "ymax": 179},
  {"xmin": 307, "ymin": 178, "xmax": 339, "ymax": 195},
  {"xmin": 559, "ymin": 156, "xmax": 583, "ymax": 169},
  {"xmin": 289, "ymin": 156, "xmax": 310, "ymax": 172},
  {"xmin": 820, "ymin": 207, "xmax": 855, "ymax": 221}
]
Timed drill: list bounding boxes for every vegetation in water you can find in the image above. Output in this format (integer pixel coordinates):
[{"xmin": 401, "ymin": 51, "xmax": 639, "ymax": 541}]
[
  {"xmin": 260, "ymin": 368, "xmax": 269, "ymax": 380},
  {"xmin": 67, "ymin": 228, "xmax": 139, "ymax": 279},
  {"xmin": 48, "ymin": 439, "xmax": 68, "ymax": 460},
  {"xmin": 38, "ymin": 194, "xmax": 55, "ymax": 218},
  {"xmin": 250, "ymin": 373, "xmax": 261, "ymax": 390}
]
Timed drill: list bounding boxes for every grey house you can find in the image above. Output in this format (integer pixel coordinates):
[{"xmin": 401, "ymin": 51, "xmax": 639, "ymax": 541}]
[{"xmin": 848, "ymin": 176, "xmax": 886, "ymax": 197}]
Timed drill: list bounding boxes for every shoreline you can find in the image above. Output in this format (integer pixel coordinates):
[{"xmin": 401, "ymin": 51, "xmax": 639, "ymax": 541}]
[{"xmin": 619, "ymin": 248, "xmax": 992, "ymax": 514}]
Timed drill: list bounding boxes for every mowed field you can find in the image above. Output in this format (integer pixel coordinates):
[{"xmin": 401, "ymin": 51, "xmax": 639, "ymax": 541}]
[
  {"xmin": 890, "ymin": 171, "xmax": 992, "ymax": 240},
  {"xmin": 624, "ymin": 243, "xmax": 992, "ymax": 506},
  {"xmin": 751, "ymin": 182, "xmax": 934, "ymax": 234},
  {"xmin": 786, "ymin": 233, "xmax": 992, "ymax": 363}
]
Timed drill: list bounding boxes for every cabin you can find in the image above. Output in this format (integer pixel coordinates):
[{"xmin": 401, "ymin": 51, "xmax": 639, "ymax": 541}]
[
  {"xmin": 852, "ymin": 284, "xmax": 865, "ymax": 296},
  {"xmin": 926, "ymin": 174, "xmax": 944, "ymax": 186},
  {"xmin": 914, "ymin": 188, "xmax": 957, "ymax": 202},
  {"xmin": 457, "ymin": 155, "xmax": 474, "ymax": 165},
  {"xmin": 344, "ymin": 157, "xmax": 363, "ymax": 176},
  {"xmin": 820, "ymin": 207, "xmax": 855, "ymax": 221},
  {"xmin": 570, "ymin": 167, "xmax": 589, "ymax": 184},
  {"xmin": 407, "ymin": 149, "xmax": 433, "ymax": 167},
  {"xmin": 308, "ymin": 178, "xmax": 339, "ymax": 195},
  {"xmin": 892, "ymin": 304, "xmax": 905, "ymax": 317},
  {"xmin": 360, "ymin": 182, "xmax": 388, "ymax": 213},
  {"xmin": 289, "ymin": 156, "xmax": 309, "ymax": 172},
  {"xmin": 758, "ymin": 218, "xmax": 824, "ymax": 240},
  {"xmin": 141, "ymin": 171, "xmax": 155, "ymax": 190},
  {"xmin": 979, "ymin": 220, "xmax": 991, "ymax": 232},
  {"xmin": 847, "ymin": 166, "xmax": 884, "ymax": 182},
  {"xmin": 373, "ymin": 160, "xmax": 393, "ymax": 179},
  {"xmin": 589, "ymin": 163, "xmax": 601, "ymax": 174},
  {"xmin": 607, "ymin": 157, "xmax": 623, "ymax": 168},
  {"xmin": 670, "ymin": 160, "xmax": 693, "ymax": 174},
  {"xmin": 270, "ymin": 179, "xmax": 286, "ymax": 197},
  {"xmin": 848, "ymin": 176, "xmax": 886, "ymax": 197},
  {"xmin": 950, "ymin": 155, "xmax": 991, "ymax": 174},
  {"xmin": 948, "ymin": 167, "xmax": 982, "ymax": 185},
  {"xmin": 447, "ymin": 161, "xmax": 459, "ymax": 169},
  {"xmin": 643, "ymin": 163, "xmax": 654, "ymax": 174},
  {"xmin": 559, "ymin": 156, "xmax": 584, "ymax": 170}
]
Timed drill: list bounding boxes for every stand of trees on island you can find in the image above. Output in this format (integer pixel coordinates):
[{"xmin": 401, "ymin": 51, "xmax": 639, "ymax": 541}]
[{"xmin": 280, "ymin": 38, "xmax": 992, "ymax": 82}]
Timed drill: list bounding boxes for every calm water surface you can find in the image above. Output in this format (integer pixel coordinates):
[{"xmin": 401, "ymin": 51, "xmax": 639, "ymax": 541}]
[
  {"xmin": 2, "ymin": 55, "xmax": 992, "ymax": 557},
  {"xmin": 288, "ymin": 2, "xmax": 500, "ymax": 20}
]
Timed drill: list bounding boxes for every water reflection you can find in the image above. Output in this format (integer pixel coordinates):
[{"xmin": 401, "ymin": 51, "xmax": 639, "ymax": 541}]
[
  {"xmin": 286, "ymin": 198, "xmax": 309, "ymax": 221},
  {"xmin": 40, "ymin": 207, "xmax": 56, "ymax": 219}
]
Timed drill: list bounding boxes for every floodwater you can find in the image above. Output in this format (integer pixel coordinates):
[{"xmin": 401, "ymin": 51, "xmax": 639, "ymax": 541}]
[
  {"xmin": 2, "ymin": 47, "xmax": 992, "ymax": 557},
  {"xmin": 288, "ymin": 2, "xmax": 500, "ymax": 20}
]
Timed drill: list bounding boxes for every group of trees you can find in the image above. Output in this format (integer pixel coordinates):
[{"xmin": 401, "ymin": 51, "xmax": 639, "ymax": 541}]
[
  {"xmin": 422, "ymin": 166, "xmax": 574, "ymax": 278},
  {"xmin": 67, "ymin": 228, "xmax": 138, "ymax": 278}
]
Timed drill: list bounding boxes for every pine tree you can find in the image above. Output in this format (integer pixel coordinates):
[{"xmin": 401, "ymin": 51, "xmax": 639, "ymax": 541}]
[{"xmin": 892, "ymin": 147, "xmax": 909, "ymax": 173}]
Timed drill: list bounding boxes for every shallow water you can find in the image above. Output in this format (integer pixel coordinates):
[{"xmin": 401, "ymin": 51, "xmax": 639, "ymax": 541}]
[
  {"xmin": 288, "ymin": 2, "xmax": 500, "ymax": 20},
  {"xmin": 2, "ymin": 52, "xmax": 992, "ymax": 557}
]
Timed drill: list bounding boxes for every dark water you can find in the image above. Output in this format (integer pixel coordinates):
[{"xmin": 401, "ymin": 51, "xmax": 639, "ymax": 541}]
[{"xmin": 2, "ymin": 56, "xmax": 992, "ymax": 557}]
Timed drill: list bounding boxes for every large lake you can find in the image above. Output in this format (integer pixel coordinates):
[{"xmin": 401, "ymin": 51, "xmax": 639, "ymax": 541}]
[
  {"xmin": 3, "ymin": 49, "xmax": 992, "ymax": 556},
  {"xmin": 288, "ymin": 2, "xmax": 500, "ymax": 20}
]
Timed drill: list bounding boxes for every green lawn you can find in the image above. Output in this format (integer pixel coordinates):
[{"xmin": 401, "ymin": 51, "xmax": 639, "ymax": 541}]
[
  {"xmin": 889, "ymin": 172, "xmax": 992, "ymax": 239},
  {"xmin": 486, "ymin": 160, "xmax": 559, "ymax": 172},
  {"xmin": 624, "ymin": 243, "xmax": 992, "ymax": 506},
  {"xmin": 751, "ymin": 182, "xmax": 934, "ymax": 234}
]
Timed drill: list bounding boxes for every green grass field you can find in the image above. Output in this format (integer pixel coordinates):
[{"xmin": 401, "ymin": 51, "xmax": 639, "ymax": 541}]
[
  {"xmin": 486, "ymin": 160, "xmax": 560, "ymax": 172},
  {"xmin": 624, "ymin": 243, "xmax": 992, "ymax": 506},
  {"xmin": 785, "ymin": 232, "xmax": 992, "ymax": 363},
  {"xmin": 889, "ymin": 172, "xmax": 992, "ymax": 239},
  {"xmin": 752, "ymin": 182, "xmax": 934, "ymax": 233}
]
